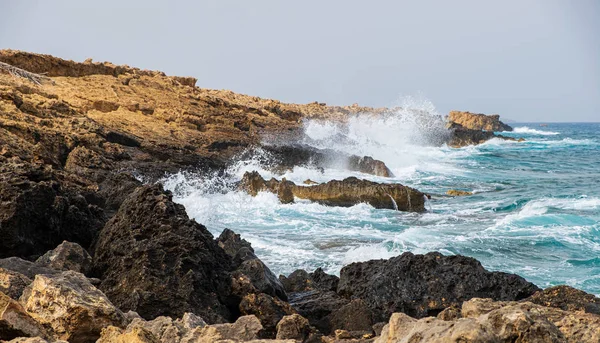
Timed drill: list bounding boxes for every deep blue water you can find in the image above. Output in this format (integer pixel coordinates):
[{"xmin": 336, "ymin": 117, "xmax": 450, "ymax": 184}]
[{"xmin": 165, "ymin": 121, "xmax": 600, "ymax": 294}]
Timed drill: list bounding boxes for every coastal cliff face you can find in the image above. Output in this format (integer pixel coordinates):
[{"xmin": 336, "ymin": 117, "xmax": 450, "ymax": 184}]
[
  {"xmin": 0, "ymin": 51, "xmax": 589, "ymax": 343},
  {"xmin": 448, "ymin": 110, "xmax": 513, "ymax": 132}
]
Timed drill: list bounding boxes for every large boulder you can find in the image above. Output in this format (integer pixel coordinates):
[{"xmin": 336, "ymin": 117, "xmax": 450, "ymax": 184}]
[
  {"xmin": 92, "ymin": 184, "xmax": 234, "ymax": 323},
  {"xmin": 19, "ymin": 271, "xmax": 125, "ymax": 343},
  {"xmin": 239, "ymin": 172, "xmax": 426, "ymax": 211},
  {"xmin": 338, "ymin": 252, "xmax": 540, "ymax": 321},
  {"xmin": 448, "ymin": 111, "xmax": 513, "ymax": 132},
  {"xmin": 35, "ymin": 241, "xmax": 92, "ymax": 275},
  {"xmin": 376, "ymin": 298, "xmax": 600, "ymax": 343},
  {"xmin": 276, "ymin": 314, "xmax": 312, "ymax": 341}
]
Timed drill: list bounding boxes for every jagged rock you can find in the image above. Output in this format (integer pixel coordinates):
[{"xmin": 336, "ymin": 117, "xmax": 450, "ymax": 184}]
[
  {"xmin": 287, "ymin": 291, "xmax": 349, "ymax": 335},
  {"xmin": 326, "ymin": 299, "xmax": 374, "ymax": 334},
  {"xmin": 0, "ymin": 162, "xmax": 105, "ymax": 259},
  {"xmin": 19, "ymin": 271, "xmax": 125, "ymax": 343},
  {"xmin": 303, "ymin": 179, "xmax": 318, "ymax": 185},
  {"xmin": 347, "ymin": 156, "xmax": 393, "ymax": 178},
  {"xmin": 239, "ymin": 293, "xmax": 295, "ymax": 337},
  {"xmin": 0, "ymin": 269, "xmax": 31, "ymax": 300},
  {"xmin": 96, "ymin": 172, "xmax": 142, "ymax": 218},
  {"xmin": 280, "ymin": 268, "xmax": 339, "ymax": 293},
  {"xmin": 338, "ymin": 252, "xmax": 540, "ymax": 322},
  {"xmin": 448, "ymin": 111, "xmax": 513, "ymax": 132},
  {"xmin": 276, "ymin": 314, "xmax": 311, "ymax": 341},
  {"xmin": 96, "ymin": 326, "xmax": 159, "ymax": 343},
  {"xmin": 92, "ymin": 184, "xmax": 234, "ymax": 323},
  {"xmin": 526, "ymin": 285, "xmax": 600, "ymax": 315},
  {"xmin": 239, "ymin": 172, "xmax": 426, "ymax": 211},
  {"xmin": 0, "ymin": 292, "xmax": 47, "ymax": 341},
  {"xmin": 35, "ymin": 241, "xmax": 92, "ymax": 275},
  {"xmin": 376, "ymin": 298, "xmax": 600, "ymax": 343},
  {"xmin": 446, "ymin": 189, "xmax": 472, "ymax": 196},
  {"xmin": 2, "ymin": 338, "xmax": 67, "ymax": 343},
  {"xmin": 0, "ymin": 258, "xmax": 58, "ymax": 279},
  {"xmin": 217, "ymin": 229, "xmax": 287, "ymax": 301},
  {"xmin": 186, "ymin": 315, "xmax": 263, "ymax": 342}
]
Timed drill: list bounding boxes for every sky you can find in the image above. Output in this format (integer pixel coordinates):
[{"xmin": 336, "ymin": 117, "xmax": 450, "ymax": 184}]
[{"xmin": 1, "ymin": 0, "xmax": 598, "ymax": 122}]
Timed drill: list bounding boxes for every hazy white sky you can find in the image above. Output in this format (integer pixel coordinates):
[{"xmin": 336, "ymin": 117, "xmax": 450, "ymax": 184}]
[{"xmin": 1, "ymin": 0, "xmax": 598, "ymax": 121}]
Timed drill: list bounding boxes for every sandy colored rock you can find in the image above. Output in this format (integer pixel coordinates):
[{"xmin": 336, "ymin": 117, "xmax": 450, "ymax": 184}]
[
  {"xmin": 183, "ymin": 315, "xmax": 264, "ymax": 342},
  {"xmin": 239, "ymin": 172, "xmax": 426, "ymax": 211},
  {"xmin": 448, "ymin": 111, "xmax": 513, "ymax": 132},
  {"xmin": 0, "ymin": 269, "xmax": 31, "ymax": 300},
  {"xmin": 276, "ymin": 314, "xmax": 311, "ymax": 341},
  {"xmin": 19, "ymin": 271, "xmax": 125, "ymax": 343},
  {"xmin": 96, "ymin": 326, "xmax": 160, "ymax": 343},
  {"xmin": 0, "ymin": 292, "xmax": 47, "ymax": 341},
  {"xmin": 446, "ymin": 189, "xmax": 472, "ymax": 196},
  {"xmin": 376, "ymin": 298, "xmax": 600, "ymax": 343},
  {"xmin": 35, "ymin": 241, "xmax": 92, "ymax": 275}
]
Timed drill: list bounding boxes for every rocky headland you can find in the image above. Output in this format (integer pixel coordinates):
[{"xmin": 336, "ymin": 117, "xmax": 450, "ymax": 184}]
[{"xmin": 1, "ymin": 51, "xmax": 586, "ymax": 343}]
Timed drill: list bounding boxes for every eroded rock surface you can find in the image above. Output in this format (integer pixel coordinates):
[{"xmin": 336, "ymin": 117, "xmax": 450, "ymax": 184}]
[
  {"xmin": 35, "ymin": 241, "xmax": 92, "ymax": 275},
  {"xmin": 239, "ymin": 172, "xmax": 426, "ymax": 211},
  {"xmin": 448, "ymin": 110, "xmax": 513, "ymax": 132}
]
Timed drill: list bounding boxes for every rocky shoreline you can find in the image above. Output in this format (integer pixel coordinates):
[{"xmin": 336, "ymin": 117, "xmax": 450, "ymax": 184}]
[{"xmin": 2, "ymin": 51, "xmax": 595, "ymax": 343}]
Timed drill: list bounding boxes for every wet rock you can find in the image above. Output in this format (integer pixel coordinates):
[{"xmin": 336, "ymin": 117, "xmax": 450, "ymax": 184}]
[
  {"xmin": 0, "ymin": 269, "xmax": 31, "ymax": 300},
  {"xmin": 276, "ymin": 314, "xmax": 311, "ymax": 341},
  {"xmin": 239, "ymin": 172, "xmax": 426, "ymax": 211},
  {"xmin": 35, "ymin": 241, "xmax": 92, "ymax": 275},
  {"xmin": 19, "ymin": 271, "xmax": 125, "ymax": 343},
  {"xmin": 377, "ymin": 298, "xmax": 600, "ymax": 343},
  {"xmin": 448, "ymin": 111, "xmax": 513, "ymax": 132},
  {"xmin": 347, "ymin": 156, "xmax": 393, "ymax": 178},
  {"xmin": 0, "ymin": 292, "xmax": 47, "ymax": 341},
  {"xmin": 446, "ymin": 189, "xmax": 472, "ymax": 196},
  {"xmin": 338, "ymin": 252, "xmax": 540, "ymax": 322},
  {"xmin": 526, "ymin": 285, "xmax": 600, "ymax": 315},
  {"xmin": 0, "ymin": 258, "xmax": 58, "ymax": 279},
  {"xmin": 239, "ymin": 293, "xmax": 295, "ymax": 337},
  {"xmin": 93, "ymin": 184, "xmax": 234, "ymax": 323}
]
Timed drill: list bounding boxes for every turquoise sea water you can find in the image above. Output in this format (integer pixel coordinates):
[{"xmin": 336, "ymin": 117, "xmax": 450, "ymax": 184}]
[{"xmin": 164, "ymin": 120, "xmax": 600, "ymax": 294}]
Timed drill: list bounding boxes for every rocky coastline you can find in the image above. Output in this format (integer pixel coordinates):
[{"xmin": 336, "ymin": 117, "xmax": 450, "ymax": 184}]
[{"xmin": 1, "ymin": 51, "xmax": 594, "ymax": 343}]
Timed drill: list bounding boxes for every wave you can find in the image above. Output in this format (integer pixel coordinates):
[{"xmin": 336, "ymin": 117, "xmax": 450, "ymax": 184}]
[
  {"xmin": 495, "ymin": 197, "xmax": 600, "ymax": 227},
  {"xmin": 513, "ymin": 126, "xmax": 559, "ymax": 135}
]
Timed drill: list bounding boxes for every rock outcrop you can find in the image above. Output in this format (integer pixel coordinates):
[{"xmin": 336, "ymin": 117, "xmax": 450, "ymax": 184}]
[
  {"xmin": 376, "ymin": 298, "xmax": 600, "ymax": 343},
  {"xmin": 239, "ymin": 171, "xmax": 426, "ymax": 211},
  {"xmin": 448, "ymin": 110, "xmax": 513, "ymax": 132},
  {"xmin": 92, "ymin": 184, "xmax": 234, "ymax": 323},
  {"xmin": 337, "ymin": 252, "xmax": 540, "ymax": 321}
]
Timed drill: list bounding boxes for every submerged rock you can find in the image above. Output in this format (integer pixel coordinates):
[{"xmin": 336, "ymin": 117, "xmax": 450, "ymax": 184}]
[
  {"xmin": 446, "ymin": 189, "xmax": 472, "ymax": 196},
  {"xmin": 239, "ymin": 171, "xmax": 426, "ymax": 211},
  {"xmin": 338, "ymin": 252, "xmax": 540, "ymax": 322},
  {"xmin": 448, "ymin": 110, "xmax": 513, "ymax": 132},
  {"xmin": 92, "ymin": 184, "xmax": 234, "ymax": 323}
]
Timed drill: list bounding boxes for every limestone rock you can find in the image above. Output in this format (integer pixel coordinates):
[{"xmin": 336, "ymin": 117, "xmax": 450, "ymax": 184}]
[
  {"xmin": 337, "ymin": 252, "xmax": 540, "ymax": 321},
  {"xmin": 96, "ymin": 326, "xmax": 160, "ymax": 343},
  {"xmin": 19, "ymin": 271, "xmax": 125, "ymax": 343},
  {"xmin": 184, "ymin": 315, "xmax": 263, "ymax": 342},
  {"xmin": 92, "ymin": 184, "xmax": 234, "ymax": 323},
  {"xmin": 0, "ymin": 292, "xmax": 47, "ymax": 341},
  {"xmin": 35, "ymin": 241, "xmax": 92, "ymax": 275},
  {"xmin": 276, "ymin": 314, "xmax": 311, "ymax": 341},
  {"xmin": 448, "ymin": 111, "xmax": 513, "ymax": 132},
  {"xmin": 239, "ymin": 172, "xmax": 426, "ymax": 211},
  {"xmin": 446, "ymin": 189, "xmax": 472, "ymax": 196},
  {"xmin": 0, "ymin": 269, "xmax": 31, "ymax": 300},
  {"xmin": 376, "ymin": 298, "xmax": 600, "ymax": 343}
]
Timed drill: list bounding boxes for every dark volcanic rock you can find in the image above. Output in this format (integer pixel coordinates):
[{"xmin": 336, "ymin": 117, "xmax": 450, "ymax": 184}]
[
  {"xmin": 92, "ymin": 184, "xmax": 234, "ymax": 323},
  {"xmin": 276, "ymin": 314, "xmax": 312, "ymax": 341},
  {"xmin": 0, "ymin": 268, "xmax": 31, "ymax": 300},
  {"xmin": 0, "ymin": 257, "xmax": 58, "ymax": 279},
  {"xmin": 527, "ymin": 285, "xmax": 600, "ymax": 315},
  {"xmin": 326, "ymin": 299, "xmax": 374, "ymax": 334},
  {"xmin": 0, "ymin": 162, "xmax": 105, "ymax": 258},
  {"xmin": 337, "ymin": 252, "xmax": 540, "ymax": 321},
  {"xmin": 288, "ymin": 290, "xmax": 350, "ymax": 335},
  {"xmin": 280, "ymin": 268, "xmax": 339, "ymax": 293}
]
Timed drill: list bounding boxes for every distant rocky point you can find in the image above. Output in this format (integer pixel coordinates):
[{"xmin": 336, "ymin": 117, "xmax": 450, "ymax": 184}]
[{"xmin": 448, "ymin": 110, "xmax": 513, "ymax": 132}]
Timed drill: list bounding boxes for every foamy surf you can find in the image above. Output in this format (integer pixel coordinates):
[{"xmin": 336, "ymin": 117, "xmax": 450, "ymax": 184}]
[{"xmin": 513, "ymin": 126, "xmax": 560, "ymax": 135}]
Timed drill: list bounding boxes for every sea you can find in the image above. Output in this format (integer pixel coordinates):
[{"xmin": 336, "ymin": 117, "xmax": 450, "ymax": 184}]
[{"xmin": 162, "ymin": 102, "xmax": 600, "ymax": 294}]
